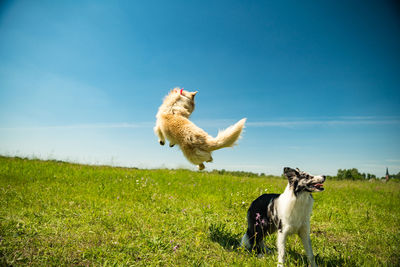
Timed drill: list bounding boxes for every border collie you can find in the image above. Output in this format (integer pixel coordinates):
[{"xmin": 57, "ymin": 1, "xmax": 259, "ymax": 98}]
[{"xmin": 241, "ymin": 167, "xmax": 326, "ymax": 267}]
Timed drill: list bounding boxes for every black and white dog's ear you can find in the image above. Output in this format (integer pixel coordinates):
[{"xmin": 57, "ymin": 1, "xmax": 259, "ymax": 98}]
[{"xmin": 283, "ymin": 167, "xmax": 299, "ymax": 179}]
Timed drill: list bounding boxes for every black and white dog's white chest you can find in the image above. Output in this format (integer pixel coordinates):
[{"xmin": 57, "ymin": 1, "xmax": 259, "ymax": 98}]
[{"xmin": 276, "ymin": 187, "xmax": 314, "ymax": 234}]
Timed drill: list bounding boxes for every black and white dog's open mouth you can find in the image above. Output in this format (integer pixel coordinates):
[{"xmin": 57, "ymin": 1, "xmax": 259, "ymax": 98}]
[{"xmin": 309, "ymin": 183, "xmax": 324, "ymax": 191}]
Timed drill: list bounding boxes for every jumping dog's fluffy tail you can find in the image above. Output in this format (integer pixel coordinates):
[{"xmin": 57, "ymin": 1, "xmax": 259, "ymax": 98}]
[{"xmin": 205, "ymin": 118, "xmax": 246, "ymax": 151}]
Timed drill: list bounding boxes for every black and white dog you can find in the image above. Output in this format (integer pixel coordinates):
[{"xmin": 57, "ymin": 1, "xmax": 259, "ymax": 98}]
[{"xmin": 241, "ymin": 167, "xmax": 326, "ymax": 267}]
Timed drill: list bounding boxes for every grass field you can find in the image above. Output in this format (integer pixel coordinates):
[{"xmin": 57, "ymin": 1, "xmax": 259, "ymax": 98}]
[{"xmin": 0, "ymin": 156, "xmax": 399, "ymax": 266}]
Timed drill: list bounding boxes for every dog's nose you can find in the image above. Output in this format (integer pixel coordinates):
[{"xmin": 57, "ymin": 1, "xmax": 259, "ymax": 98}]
[{"xmin": 322, "ymin": 175, "xmax": 326, "ymax": 181}]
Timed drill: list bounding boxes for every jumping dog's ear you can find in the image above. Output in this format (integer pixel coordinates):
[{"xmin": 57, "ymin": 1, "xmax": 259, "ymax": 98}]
[{"xmin": 190, "ymin": 91, "xmax": 198, "ymax": 99}]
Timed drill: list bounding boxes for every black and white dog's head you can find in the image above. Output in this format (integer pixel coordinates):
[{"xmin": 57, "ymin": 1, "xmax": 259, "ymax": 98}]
[{"xmin": 284, "ymin": 167, "xmax": 326, "ymax": 195}]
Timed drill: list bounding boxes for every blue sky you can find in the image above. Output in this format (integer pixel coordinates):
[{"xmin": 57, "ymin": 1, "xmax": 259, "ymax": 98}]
[{"xmin": 1, "ymin": 0, "xmax": 399, "ymax": 176}]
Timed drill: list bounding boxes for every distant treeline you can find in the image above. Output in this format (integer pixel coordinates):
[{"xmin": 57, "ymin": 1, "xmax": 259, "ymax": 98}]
[
  {"xmin": 210, "ymin": 168, "xmax": 400, "ymax": 181},
  {"xmin": 331, "ymin": 168, "xmax": 400, "ymax": 181},
  {"xmin": 208, "ymin": 169, "xmax": 271, "ymax": 178}
]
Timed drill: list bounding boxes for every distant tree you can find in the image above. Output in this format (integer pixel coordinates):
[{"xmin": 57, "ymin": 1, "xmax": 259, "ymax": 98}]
[
  {"xmin": 336, "ymin": 168, "xmax": 367, "ymax": 180},
  {"xmin": 391, "ymin": 172, "xmax": 400, "ymax": 180}
]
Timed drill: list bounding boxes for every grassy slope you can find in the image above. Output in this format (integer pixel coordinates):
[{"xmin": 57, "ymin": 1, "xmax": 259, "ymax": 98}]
[{"xmin": 0, "ymin": 156, "xmax": 399, "ymax": 266}]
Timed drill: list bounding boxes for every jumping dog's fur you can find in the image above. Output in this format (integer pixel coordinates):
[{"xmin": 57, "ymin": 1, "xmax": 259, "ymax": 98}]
[
  {"xmin": 154, "ymin": 88, "xmax": 246, "ymax": 170},
  {"xmin": 241, "ymin": 167, "xmax": 326, "ymax": 267}
]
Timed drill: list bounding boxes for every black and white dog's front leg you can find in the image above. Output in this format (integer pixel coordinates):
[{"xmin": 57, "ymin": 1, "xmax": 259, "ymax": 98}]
[
  {"xmin": 276, "ymin": 230, "xmax": 288, "ymax": 267},
  {"xmin": 298, "ymin": 227, "xmax": 317, "ymax": 267}
]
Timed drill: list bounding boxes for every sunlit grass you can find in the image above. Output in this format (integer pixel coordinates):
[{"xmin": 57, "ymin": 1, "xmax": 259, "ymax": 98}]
[{"xmin": 0, "ymin": 156, "xmax": 399, "ymax": 266}]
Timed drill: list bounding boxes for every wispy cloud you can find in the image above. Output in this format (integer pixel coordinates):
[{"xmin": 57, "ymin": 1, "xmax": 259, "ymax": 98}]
[
  {"xmin": 246, "ymin": 116, "xmax": 400, "ymax": 127},
  {"xmin": 385, "ymin": 159, "xmax": 400, "ymax": 163},
  {"xmin": 1, "ymin": 116, "xmax": 399, "ymax": 131},
  {"xmin": 0, "ymin": 122, "xmax": 153, "ymax": 130}
]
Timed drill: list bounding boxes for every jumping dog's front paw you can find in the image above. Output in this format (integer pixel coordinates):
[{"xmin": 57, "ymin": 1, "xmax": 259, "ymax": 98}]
[{"xmin": 159, "ymin": 140, "xmax": 165, "ymax": 146}]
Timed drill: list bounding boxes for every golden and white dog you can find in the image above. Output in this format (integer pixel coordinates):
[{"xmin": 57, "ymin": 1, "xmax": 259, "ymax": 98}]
[{"xmin": 154, "ymin": 88, "xmax": 246, "ymax": 170}]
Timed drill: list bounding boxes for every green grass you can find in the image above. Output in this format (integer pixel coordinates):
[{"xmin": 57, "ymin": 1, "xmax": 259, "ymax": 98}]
[{"xmin": 0, "ymin": 156, "xmax": 399, "ymax": 266}]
